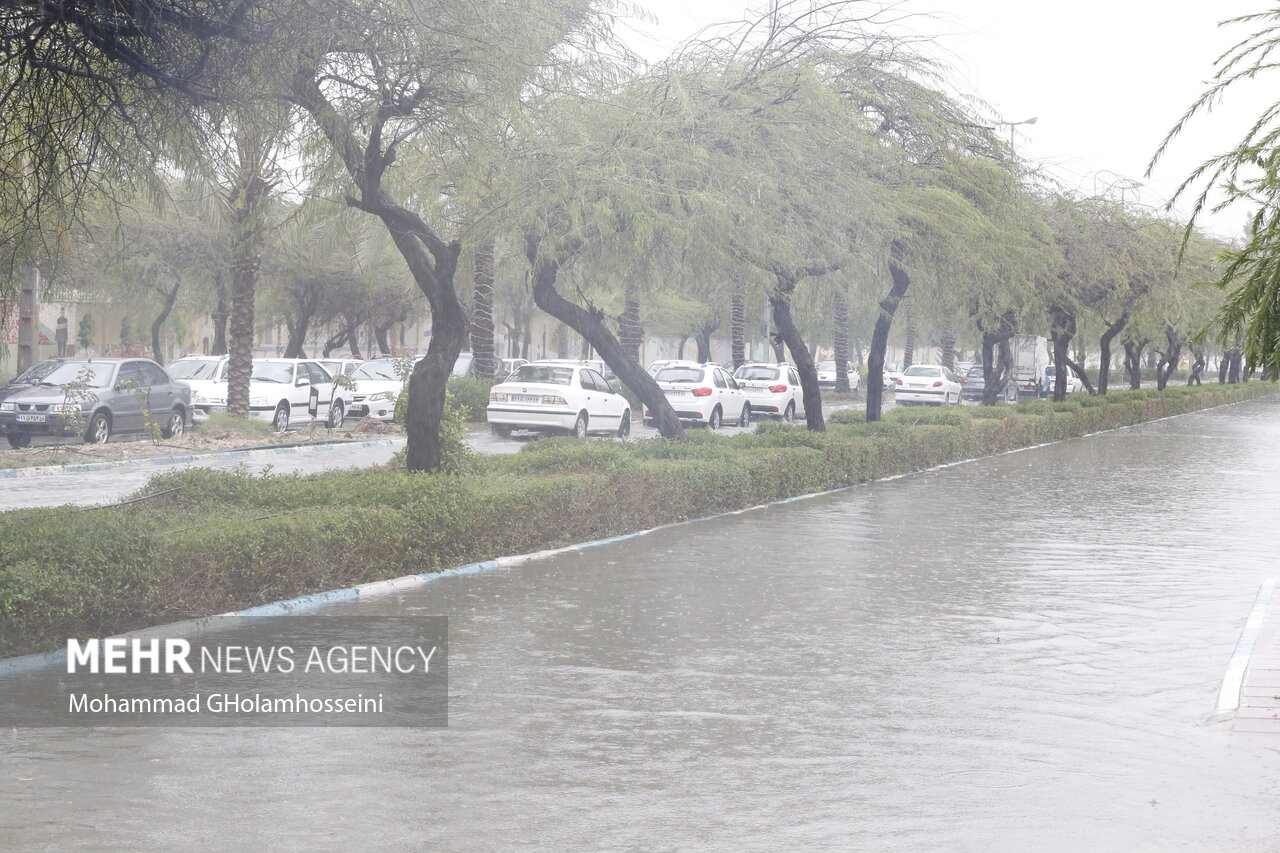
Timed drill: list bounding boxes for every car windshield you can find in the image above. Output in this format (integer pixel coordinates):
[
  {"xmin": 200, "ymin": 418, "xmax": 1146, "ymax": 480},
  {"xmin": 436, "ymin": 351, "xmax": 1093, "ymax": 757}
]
[
  {"xmin": 511, "ymin": 365, "xmax": 572, "ymax": 386},
  {"xmin": 736, "ymin": 366, "xmax": 780, "ymax": 381},
  {"xmin": 655, "ymin": 367, "xmax": 704, "ymax": 384},
  {"xmin": 37, "ymin": 362, "xmax": 113, "ymax": 388},
  {"xmin": 168, "ymin": 359, "xmax": 225, "ymax": 381},
  {"xmin": 353, "ymin": 363, "xmax": 402, "ymax": 381},
  {"xmin": 251, "ymin": 362, "xmax": 295, "ymax": 383},
  {"xmin": 12, "ymin": 360, "xmax": 63, "ymax": 384},
  {"xmin": 903, "ymin": 365, "xmax": 939, "ymax": 377}
]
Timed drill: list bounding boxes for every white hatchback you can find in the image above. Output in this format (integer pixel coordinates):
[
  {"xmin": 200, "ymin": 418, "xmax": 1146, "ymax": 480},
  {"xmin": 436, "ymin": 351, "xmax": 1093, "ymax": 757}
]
[
  {"xmin": 894, "ymin": 364, "xmax": 962, "ymax": 406},
  {"xmin": 733, "ymin": 362, "xmax": 806, "ymax": 423},
  {"xmin": 488, "ymin": 362, "xmax": 630, "ymax": 438},
  {"xmin": 646, "ymin": 361, "xmax": 750, "ymax": 429},
  {"xmin": 816, "ymin": 360, "xmax": 861, "ymax": 391},
  {"xmin": 167, "ymin": 355, "xmax": 229, "ymax": 423}
]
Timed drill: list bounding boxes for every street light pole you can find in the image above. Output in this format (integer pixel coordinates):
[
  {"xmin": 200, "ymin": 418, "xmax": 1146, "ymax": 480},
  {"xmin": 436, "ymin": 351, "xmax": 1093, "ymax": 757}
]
[{"xmin": 997, "ymin": 116, "xmax": 1038, "ymax": 151}]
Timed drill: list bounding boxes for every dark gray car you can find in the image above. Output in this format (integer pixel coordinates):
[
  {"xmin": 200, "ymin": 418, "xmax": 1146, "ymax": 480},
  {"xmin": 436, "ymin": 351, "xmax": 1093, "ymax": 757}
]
[
  {"xmin": 0, "ymin": 358, "xmax": 66, "ymax": 406},
  {"xmin": 0, "ymin": 357, "xmax": 192, "ymax": 449}
]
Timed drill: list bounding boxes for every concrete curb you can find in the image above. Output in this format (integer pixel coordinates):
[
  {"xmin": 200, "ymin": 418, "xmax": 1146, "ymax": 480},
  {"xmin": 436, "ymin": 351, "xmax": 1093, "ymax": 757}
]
[
  {"xmin": 0, "ymin": 437, "xmax": 405, "ymax": 480},
  {"xmin": 0, "ymin": 392, "xmax": 1272, "ymax": 677},
  {"xmin": 1215, "ymin": 578, "xmax": 1278, "ymax": 715}
]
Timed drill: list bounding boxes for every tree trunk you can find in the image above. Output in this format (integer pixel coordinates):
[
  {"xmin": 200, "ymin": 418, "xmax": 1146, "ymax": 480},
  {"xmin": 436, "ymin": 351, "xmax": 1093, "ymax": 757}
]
[
  {"xmin": 619, "ymin": 279, "xmax": 643, "ymax": 367},
  {"xmin": 149, "ymin": 279, "xmax": 181, "ymax": 367},
  {"xmin": 902, "ymin": 305, "xmax": 915, "ymax": 370},
  {"xmin": 1097, "ymin": 312, "xmax": 1128, "ymax": 396},
  {"xmin": 211, "ymin": 271, "xmax": 228, "ymax": 356},
  {"xmin": 866, "ymin": 240, "xmax": 911, "ymax": 422},
  {"xmin": 1155, "ymin": 327, "xmax": 1182, "ymax": 391},
  {"xmin": 693, "ymin": 318, "xmax": 718, "ymax": 364},
  {"xmin": 770, "ymin": 281, "xmax": 824, "ymax": 431},
  {"xmin": 1188, "ymin": 346, "xmax": 1205, "ymax": 386},
  {"xmin": 343, "ymin": 314, "xmax": 364, "ymax": 359},
  {"xmin": 469, "ymin": 239, "xmax": 497, "ymax": 378},
  {"xmin": 940, "ymin": 326, "xmax": 956, "ymax": 370},
  {"xmin": 1227, "ymin": 348, "xmax": 1242, "ymax": 383},
  {"xmin": 374, "ymin": 321, "xmax": 393, "ymax": 356},
  {"xmin": 833, "ymin": 284, "xmax": 850, "ymax": 393},
  {"xmin": 1064, "ymin": 356, "xmax": 1095, "ymax": 395},
  {"xmin": 979, "ymin": 331, "xmax": 1014, "ymax": 406},
  {"xmin": 769, "ymin": 333, "xmax": 786, "ymax": 363},
  {"xmin": 526, "ymin": 235, "xmax": 685, "ymax": 440},
  {"xmin": 322, "ymin": 329, "xmax": 346, "ymax": 358},
  {"xmin": 730, "ymin": 292, "xmax": 746, "ymax": 369},
  {"xmin": 225, "ymin": 157, "xmax": 272, "ymax": 418},
  {"xmin": 1048, "ymin": 304, "xmax": 1075, "ymax": 402},
  {"xmin": 1123, "ymin": 340, "xmax": 1146, "ymax": 390}
]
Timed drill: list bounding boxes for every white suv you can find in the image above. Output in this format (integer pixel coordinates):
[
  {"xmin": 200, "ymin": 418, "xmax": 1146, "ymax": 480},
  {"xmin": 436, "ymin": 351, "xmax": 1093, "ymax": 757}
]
[
  {"xmin": 645, "ymin": 361, "xmax": 750, "ymax": 429},
  {"xmin": 733, "ymin": 362, "xmax": 806, "ymax": 423}
]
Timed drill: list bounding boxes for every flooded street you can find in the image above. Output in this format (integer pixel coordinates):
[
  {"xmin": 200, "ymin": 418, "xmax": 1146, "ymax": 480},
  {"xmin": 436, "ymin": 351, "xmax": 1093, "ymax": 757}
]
[{"xmin": 3, "ymin": 397, "xmax": 1280, "ymax": 851}]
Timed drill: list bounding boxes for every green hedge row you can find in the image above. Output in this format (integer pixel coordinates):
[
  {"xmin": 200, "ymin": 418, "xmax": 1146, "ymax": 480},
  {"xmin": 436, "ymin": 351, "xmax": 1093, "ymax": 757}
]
[{"xmin": 0, "ymin": 382, "xmax": 1271, "ymax": 657}]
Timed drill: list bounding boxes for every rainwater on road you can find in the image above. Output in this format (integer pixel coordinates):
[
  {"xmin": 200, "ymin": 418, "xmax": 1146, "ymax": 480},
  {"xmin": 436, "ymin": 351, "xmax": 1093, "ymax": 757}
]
[{"xmin": 3, "ymin": 397, "xmax": 1280, "ymax": 851}]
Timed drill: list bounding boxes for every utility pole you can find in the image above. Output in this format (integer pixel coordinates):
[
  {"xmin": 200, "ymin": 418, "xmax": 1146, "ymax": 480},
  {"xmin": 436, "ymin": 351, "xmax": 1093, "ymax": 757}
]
[{"xmin": 17, "ymin": 266, "xmax": 40, "ymax": 373}]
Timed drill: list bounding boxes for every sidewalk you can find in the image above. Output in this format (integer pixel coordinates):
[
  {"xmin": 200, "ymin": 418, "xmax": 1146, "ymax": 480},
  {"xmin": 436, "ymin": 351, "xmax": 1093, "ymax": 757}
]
[{"xmin": 1232, "ymin": 580, "xmax": 1280, "ymax": 735}]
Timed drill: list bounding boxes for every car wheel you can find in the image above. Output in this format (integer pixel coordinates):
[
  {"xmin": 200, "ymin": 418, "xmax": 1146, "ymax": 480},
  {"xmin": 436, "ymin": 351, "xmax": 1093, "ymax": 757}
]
[
  {"xmin": 272, "ymin": 403, "xmax": 290, "ymax": 432},
  {"xmin": 572, "ymin": 411, "xmax": 589, "ymax": 438},
  {"xmin": 708, "ymin": 406, "xmax": 722, "ymax": 430},
  {"xmin": 161, "ymin": 409, "xmax": 185, "ymax": 439},
  {"xmin": 327, "ymin": 400, "xmax": 345, "ymax": 429},
  {"xmin": 491, "ymin": 424, "xmax": 513, "ymax": 438},
  {"xmin": 782, "ymin": 402, "xmax": 795, "ymax": 424},
  {"xmin": 84, "ymin": 411, "xmax": 111, "ymax": 444},
  {"xmin": 6, "ymin": 432, "xmax": 31, "ymax": 449},
  {"xmin": 738, "ymin": 404, "xmax": 751, "ymax": 428},
  {"xmin": 616, "ymin": 410, "xmax": 631, "ymax": 439}
]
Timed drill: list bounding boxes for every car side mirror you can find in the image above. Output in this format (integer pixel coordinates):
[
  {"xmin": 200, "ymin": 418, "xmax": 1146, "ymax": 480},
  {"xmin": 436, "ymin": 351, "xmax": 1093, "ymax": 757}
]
[
  {"xmin": 609, "ymin": 380, "xmax": 621, "ymax": 393},
  {"xmin": 296, "ymin": 377, "xmax": 310, "ymax": 386}
]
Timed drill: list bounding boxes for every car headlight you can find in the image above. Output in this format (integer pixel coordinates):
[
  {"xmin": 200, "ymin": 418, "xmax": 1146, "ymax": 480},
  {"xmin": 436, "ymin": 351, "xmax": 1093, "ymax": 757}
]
[
  {"xmin": 490, "ymin": 391, "xmax": 508, "ymax": 402},
  {"xmin": 251, "ymin": 396, "xmax": 268, "ymax": 407},
  {"xmin": 194, "ymin": 394, "xmax": 207, "ymax": 404},
  {"xmin": 0, "ymin": 401, "xmax": 14, "ymax": 412},
  {"xmin": 367, "ymin": 391, "xmax": 392, "ymax": 402}
]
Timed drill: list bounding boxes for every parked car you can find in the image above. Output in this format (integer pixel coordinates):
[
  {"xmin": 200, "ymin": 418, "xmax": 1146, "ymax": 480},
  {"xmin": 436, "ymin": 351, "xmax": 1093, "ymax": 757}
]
[
  {"xmin": 0, "ymin": 357, "xmax": 191, "ymax": 448},
  {"xmin": 815, "ymin": 360, "xmax": 861, "ymax": 391},
  {"xmin": 487, "ymin": 361, "xmax": 630, "ymax": 438},
  {"xmin": 0, "ymin": 358, "xmax": 66, "ymax": 406},
  {"xmin": 645, "ymin": 361, "xmax": 750, "ymax": 429},
  {"xmin": 167, "ymin": 355, "xmax": 229, "ymax": 423},
  {"xmin": 733, "ymin": 362, "xmax": 806, "ymax": 423},
  {"xmin": 894, "ymin": 364, "xmax": 962, "ymax": 406},
  {"xmin": 246, "ymin": 359, "xmax": 352, "ymax": 430},
  {"xmin": 497, "ymin": 358, "xmax": 529, "ymax": 381},
  {"xmin": 348, "ymin": 358, "xmax": 417, "ymax": 421},
  {"xmin": 1042, "ymin": 365, "xmax": 1083, "ymax": 396},
  {"xmin": 319, "ymin": 358, "xmax": 364, "ymax": 380},
  {"xmin": 954, "ymin": 361, "xmax": 977, "ymax": 377},
  {"xmin": 959, "ymin": 365, "xmax": 1018, "ymax": 403},
  {"xmin": 646, "ymin": 360, "xmax": 673, "ymax": 377}
]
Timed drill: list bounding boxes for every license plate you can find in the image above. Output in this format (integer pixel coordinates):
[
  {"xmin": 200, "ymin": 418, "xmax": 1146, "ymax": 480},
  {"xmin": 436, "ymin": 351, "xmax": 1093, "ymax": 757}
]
[
  {"xmin": 512, "ymin": 394, "xmax": 540, "ymax": 403},
  {"xmin": 665, "ymin": 389, "xmax": 688, "ymax": 397},
  {"xmin": 16, "ymin": 413, "xmax": 44, "ymax": 423}
]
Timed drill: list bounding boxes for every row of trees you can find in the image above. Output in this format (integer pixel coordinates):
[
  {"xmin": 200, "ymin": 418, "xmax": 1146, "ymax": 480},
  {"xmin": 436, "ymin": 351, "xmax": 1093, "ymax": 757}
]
[{"xmin": 0, "ymin": 0, "xmax": 1262, "ymax": 469}]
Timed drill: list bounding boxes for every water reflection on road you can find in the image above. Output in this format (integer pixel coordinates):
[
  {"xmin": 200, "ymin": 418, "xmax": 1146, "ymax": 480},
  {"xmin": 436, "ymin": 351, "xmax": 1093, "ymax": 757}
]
[{"xmin": 3, "ymin": 397, "xmax": 1280, "ymax": 851}]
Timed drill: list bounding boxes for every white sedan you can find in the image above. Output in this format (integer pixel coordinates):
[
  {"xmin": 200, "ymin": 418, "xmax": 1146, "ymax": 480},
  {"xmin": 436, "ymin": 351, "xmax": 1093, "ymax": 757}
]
[
  {"xmin": 816, "ymin": 360, "xmax": 861, "ymax": 391},
  {"xmin": 733, "ymin": 362, "xmax": 805, "ymax": 423},
  {"xmin": 1042, "ymin": 365, "xmax": 1084, "ymax": 396},
  {"xmin": 894, "ymin": 364, "xmax": 962, "ymax": 406},
  {"xmin": 347, "ymin": 359, "xmax": 415, "ymax": 421},
  {"xmin": 249, "ymin": 359, "xmax": 352, "ymax": 430},
  {"xmin": 646, "ymin": 361, "xmax": 750, "ymax": 429},
  {"xmin": 488, "ymin": 362, "xmax": 631, "ymax": 438}
]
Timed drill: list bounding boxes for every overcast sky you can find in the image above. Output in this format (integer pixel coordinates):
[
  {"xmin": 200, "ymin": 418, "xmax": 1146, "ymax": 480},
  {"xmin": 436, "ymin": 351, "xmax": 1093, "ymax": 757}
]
[{"xmin": 625, "ymin": 0, "xmax": 1275, "ymax": 240}]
